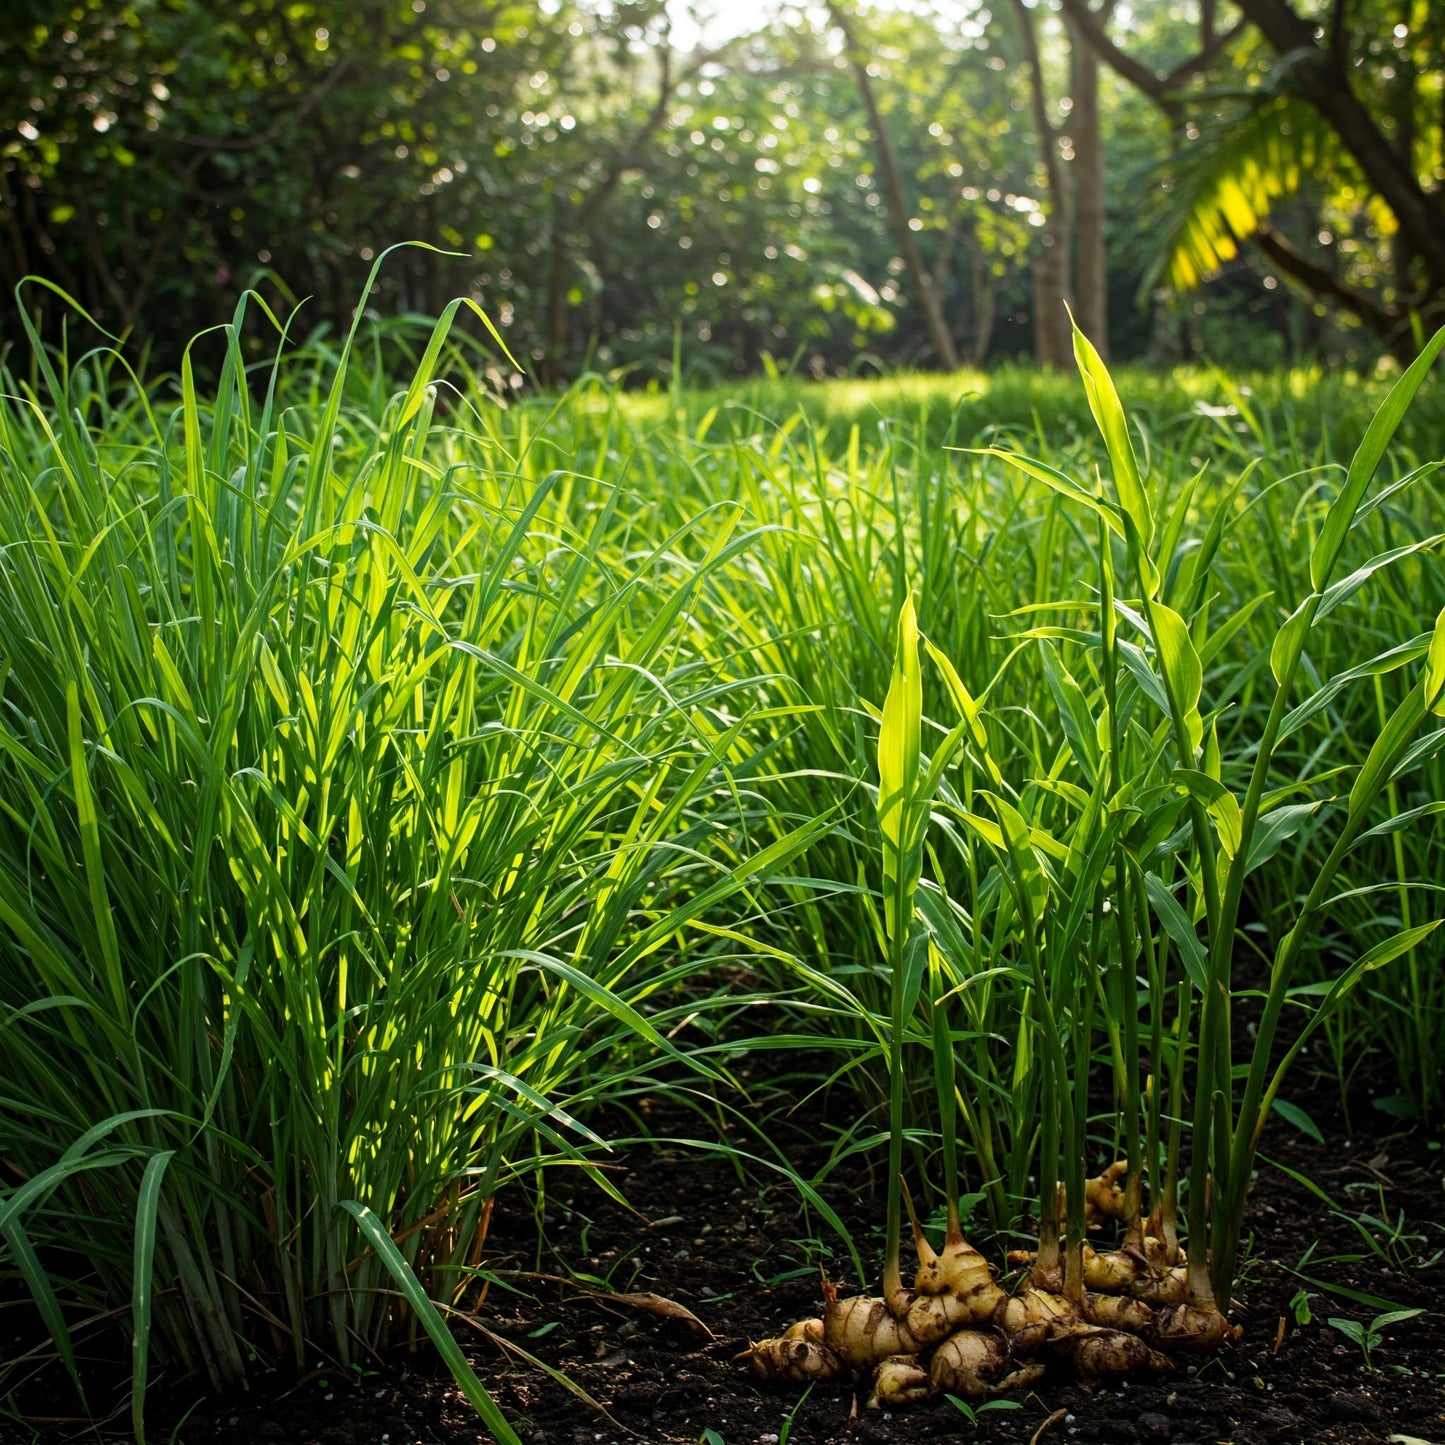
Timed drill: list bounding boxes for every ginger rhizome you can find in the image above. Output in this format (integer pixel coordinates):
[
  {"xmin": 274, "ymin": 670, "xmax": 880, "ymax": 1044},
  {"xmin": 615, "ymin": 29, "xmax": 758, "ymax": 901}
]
[{"xmin": 742, "ymin": 1163, "xmax": 1239, "ymax": 1407}]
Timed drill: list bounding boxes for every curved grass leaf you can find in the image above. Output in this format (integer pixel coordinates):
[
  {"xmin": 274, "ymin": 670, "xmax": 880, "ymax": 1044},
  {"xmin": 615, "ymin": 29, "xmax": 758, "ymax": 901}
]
[
  {"xmin": 1149, "ymin": 601, "xmax": 1203, "ymax": 757},
  {"xmin": 1143, "ymin": 871, "xmax": 1207, "ymax": 993},
  {"xmin": 130, "ymin": 1150, "xmax": 174, "ymax": 1445},
  {"xmin": 1070, "ymin": 316, "xmax": 1150, "ymax": 544},
  {"xmin": 341, "ymin": 1201, "xmax": 522, "ymax": 1445},
  {"xmin": 1310, "ymin": 325, "xmax": 1445, "ymax": 592}
]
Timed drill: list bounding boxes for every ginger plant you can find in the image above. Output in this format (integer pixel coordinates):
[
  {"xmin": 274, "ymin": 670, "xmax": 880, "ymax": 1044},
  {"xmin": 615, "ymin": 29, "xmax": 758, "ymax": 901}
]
[
  {"xmin": 744, "ymin": 319, "xmax": 1445, "ymax": 1407},
  {"xmin": 1063, "ymin": 318, "xmax": 1445, "ymax": 1338},
  {"xmin": 746, "ymin": 595, "xmax": 1187, "ymax": 1401}
]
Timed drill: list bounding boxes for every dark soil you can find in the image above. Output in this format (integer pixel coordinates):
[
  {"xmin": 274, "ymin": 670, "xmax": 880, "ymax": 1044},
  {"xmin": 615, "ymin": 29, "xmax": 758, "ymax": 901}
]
[{"xmin": 8, "ymin": 1080, "xmax": 1445, "ymax": 1445}]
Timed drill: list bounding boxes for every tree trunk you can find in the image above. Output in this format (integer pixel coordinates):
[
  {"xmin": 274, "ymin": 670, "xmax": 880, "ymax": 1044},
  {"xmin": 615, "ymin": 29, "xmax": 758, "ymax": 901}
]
[
  {"xmin": 1251, "ymin": 223, "xmax": 1408, "ymax": 349},
  {"xmin": 1033, "ymin": 242, "xmax": 1072, "ymax": 369},
  {"xmin": 544, "ymin": 200, "xmax": 573, "ymax": 388},
  {"xmin": 1069, "ymin": 17, "xmax": 1108, "ymax": 358},
  {"xmin": 1012, "ymin": 0, "xmax": 1072, "ymax": 368},
  {"xmin": 965, "ymin": 234, "xmax": 997, "ymax": 364},
  {"xmin": 828, "ymin": 0, "xmax": 960, "ymax": 370}
]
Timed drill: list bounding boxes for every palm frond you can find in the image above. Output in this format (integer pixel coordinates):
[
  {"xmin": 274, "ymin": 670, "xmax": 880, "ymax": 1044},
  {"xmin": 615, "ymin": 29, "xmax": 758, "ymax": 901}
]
[{"xmin": 1147, "ymin": 93, "xmax": 1335, "ymax": 292}]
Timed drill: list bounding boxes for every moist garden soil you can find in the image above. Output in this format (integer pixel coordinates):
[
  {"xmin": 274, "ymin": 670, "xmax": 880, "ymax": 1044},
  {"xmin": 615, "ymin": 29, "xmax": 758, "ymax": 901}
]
[{"xmin": 11, "ymin": 1073, "xmax": 1445, "ymax": 1445}]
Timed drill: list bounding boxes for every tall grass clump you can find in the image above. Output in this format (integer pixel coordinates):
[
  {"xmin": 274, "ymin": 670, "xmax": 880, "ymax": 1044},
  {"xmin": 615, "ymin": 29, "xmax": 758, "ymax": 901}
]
[{"xmin": 0, "ymin": 278, "xmax": 824, "ymax": 1438}]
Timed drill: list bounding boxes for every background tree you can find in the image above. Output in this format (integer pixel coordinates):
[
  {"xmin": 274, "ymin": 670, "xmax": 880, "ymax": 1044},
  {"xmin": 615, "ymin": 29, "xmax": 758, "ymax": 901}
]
[
  {"xmin": 4, "ymin": 0, "xmax": 1416, "ymax": 376},
  {"xmin": 1, "ymin": 0, "xmax": 570, "ymax": 343},
  {"xmin": 1010, "ymin": 0, "xmax": 1074, "ymax": 367},
  {"xmin": 827, "ymin": 0, "xmax": 959, "ymax": 369},
  {"xmin": 1068, "ymin": 5, "xmax": 1109, "ymax": 354},
  {"xmin": 1063, "ymin": 0, "xmax": 1445, "ymax": 354}
]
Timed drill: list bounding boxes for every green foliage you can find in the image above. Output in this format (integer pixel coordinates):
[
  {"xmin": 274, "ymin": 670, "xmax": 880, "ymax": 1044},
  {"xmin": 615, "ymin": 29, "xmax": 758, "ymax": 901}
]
[
  {"xmin": 1327, "ymin": 1308, "xmax": 1426, "ymax": 1370},
  {"xmin": 1, "ymin": 289, "xmax": 1442, "ymax": 1430},
  {"xmin": 945, "ymin": 1395, "xmax": 1023, "ymax": 1424},
  {"xmin": 0, "ymin": 291, "xmax": 827, "ymax": 1429},
  {"xmin": 0, "ymin": 0, "xmax": 1147, "ymax": 377},
  {"xmin": 1130, "ymin": 0, "xmax": 1445, "ymax": 351},
  {"xmin": 1150, "ymin": 93, "xmax": 1334, "ymax": 292},
  {"xmin": 7, "ymin": 0, "xmax": 1443, "ymax": 378}
]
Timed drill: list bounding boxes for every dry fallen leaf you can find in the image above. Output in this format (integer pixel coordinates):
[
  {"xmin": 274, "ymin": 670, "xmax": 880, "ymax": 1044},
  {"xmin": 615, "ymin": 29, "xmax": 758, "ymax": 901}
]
[{"xmin": 587, "ymin": 1289, "xmax": 718, "ymax": 1340}]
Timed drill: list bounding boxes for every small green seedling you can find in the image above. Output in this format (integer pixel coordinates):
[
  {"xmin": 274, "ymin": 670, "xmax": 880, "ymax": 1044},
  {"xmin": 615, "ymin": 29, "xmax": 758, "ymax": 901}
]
[
  {"xmin": 778, "ymin": 1382, "xmax": 815, "ymax": 1445},
  {"xmin": 945, "ymin": 1395, "xmax": 1024, "ymax": 1424},
  {"xmin": 699, "ymin": 1429, "xmax": 727, "ymax": 1445},
  {"xmin": 1289, "ymin": 1288, "xmax": 1314, "ymax": 1326},
  {"xmin": 1327, "ymin": 1308, "xmax": 1425, "ymax": 1369},
  {"xmin": 1336, "ymin": 1183, "xmax": 1437, "ymax": 1271}
]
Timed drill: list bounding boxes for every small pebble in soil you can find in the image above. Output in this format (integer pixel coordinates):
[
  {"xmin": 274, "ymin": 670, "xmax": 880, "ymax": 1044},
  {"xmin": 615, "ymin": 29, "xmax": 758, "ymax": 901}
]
[
  {"xmin": 1137, "ymin": 1411, "xmax": 1173, "ymax": 1440},
  {"xmin": 1327, "ymin": 1392, "xmax": 1376, "ymax": 1421}
]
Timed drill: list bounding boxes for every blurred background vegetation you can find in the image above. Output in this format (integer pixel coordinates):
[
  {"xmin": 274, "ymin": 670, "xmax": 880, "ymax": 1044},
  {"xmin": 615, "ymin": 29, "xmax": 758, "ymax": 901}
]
[{"xmin": 2, "ymin": 0, "xmax": 1442, "ymax": 382}]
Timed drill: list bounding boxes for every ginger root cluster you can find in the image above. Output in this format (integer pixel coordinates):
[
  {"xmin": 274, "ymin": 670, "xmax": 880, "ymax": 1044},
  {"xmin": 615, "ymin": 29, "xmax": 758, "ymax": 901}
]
[{"xmin": 741, "ymin": 1164, "xmax": 1239, "ymax": 1408}]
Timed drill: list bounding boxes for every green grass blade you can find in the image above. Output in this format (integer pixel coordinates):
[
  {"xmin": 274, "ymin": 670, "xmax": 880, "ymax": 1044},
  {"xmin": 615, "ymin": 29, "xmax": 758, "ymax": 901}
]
[
  {"xmin": 878, "ymin": 595, "xmax": 923, "ymax": 937},
  {"xmin": 130, "ymin": 1150, "xmax": 174, "ymax": 1445},
  {"xmin": 1309, "ymin": 324, "xmax": 1445, "ymax": 591},
  {"xmin": 1147, "ymin": 600, "xmax": 1203, "ymax": 757},
  {"xmin": 1426, "ymin": 603, "xmax": 1445, "ymax": 712},
  {"xmin": 1143, "ymin": 872, "xmax": 1207, "ymax": 993},
  {"xmin": 1348, "ymin": 679, "xmax": 1428, "ymax": 819},
  {"xmin": 341, "ymin": 1202, "xmax": 522, "ymax": 1445},
  {"xmin": 1070, "ymin": 314, "xmax": 1151, "ymax": 544},
  {"xmin": 1, "ymin": 1218, "xmax": 88, "ymax": 1407}
]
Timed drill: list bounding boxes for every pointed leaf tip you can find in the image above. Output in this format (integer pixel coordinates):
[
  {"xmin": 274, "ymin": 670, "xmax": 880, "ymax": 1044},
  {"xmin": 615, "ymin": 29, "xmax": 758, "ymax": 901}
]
[{"xmin": 1070, "ymin": 317, "xmax": 1151, "ymax": 544}]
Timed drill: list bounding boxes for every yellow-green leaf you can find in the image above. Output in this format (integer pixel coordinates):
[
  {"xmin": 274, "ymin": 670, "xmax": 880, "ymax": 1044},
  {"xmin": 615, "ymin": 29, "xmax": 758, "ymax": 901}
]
[
  {"xmin": 878, "ymin": 596, "xmax": 923, "ymax": 942},
  {"xmin": 1071, "ymin": 316, "xmax": 1151, "ymax": 544},
  {"xmin": 1152, "ymin": 602, "xmax": 1203, "ymax": 757},
  {"xmin": 1310, "ymin": 324, "xmax": 1445, "ymax": 592},
  {"xmin": 1425, "ymin": 604, "xmax": 1445, "ymax": 715}
]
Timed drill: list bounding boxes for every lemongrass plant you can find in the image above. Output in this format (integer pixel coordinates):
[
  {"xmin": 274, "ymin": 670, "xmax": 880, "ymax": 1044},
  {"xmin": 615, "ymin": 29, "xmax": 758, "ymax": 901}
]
[{"xmin": 0, "ymin": 274, "xmax": 828, "ymax": 1440}]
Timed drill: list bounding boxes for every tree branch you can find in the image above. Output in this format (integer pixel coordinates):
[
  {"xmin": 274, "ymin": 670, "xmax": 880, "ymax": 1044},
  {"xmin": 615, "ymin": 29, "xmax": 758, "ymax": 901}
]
[
  {"xmin": 1160, "ymin": 17, "xmax": 1247, "ymax": 93},
  {"xmin": 1251, "ymin": 222, "xmax": 1396, "ymax": 338},
  {"xmin": 575, "ymin": 31, "xmax": 679, "ymax": 227},
  {"xmin": 1059, "ymin": 0, "xmax": 1245, "ymax": 109},
  {"xmin": 1055, "ymin": 0, "xmax": 1166, "ymax": 101},
  {"xmin": 1328, "ymin": 0, "xmax": 1350, "ymax": 61}
]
